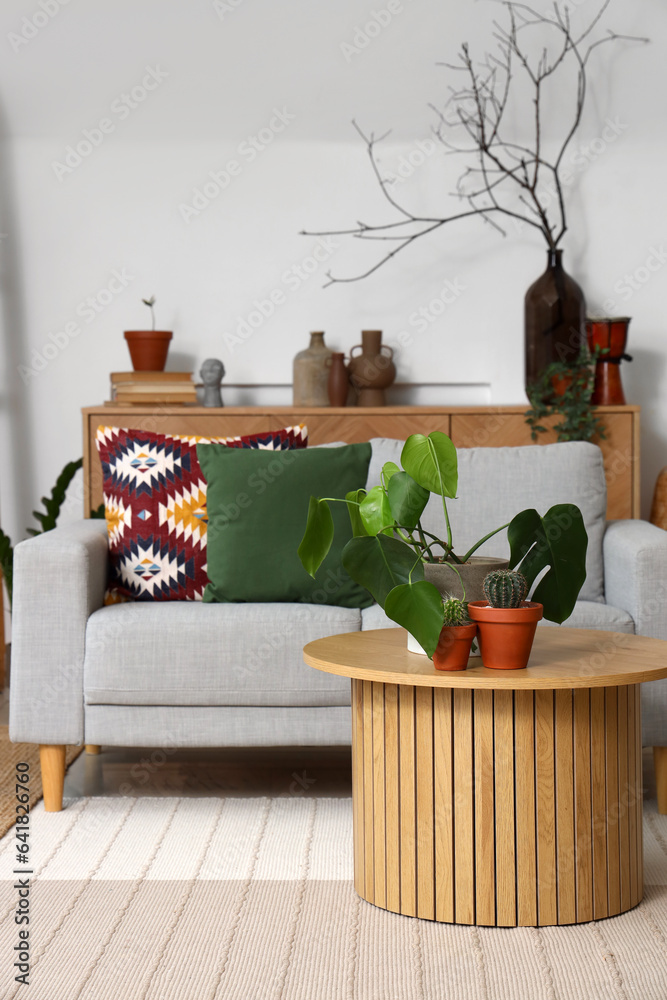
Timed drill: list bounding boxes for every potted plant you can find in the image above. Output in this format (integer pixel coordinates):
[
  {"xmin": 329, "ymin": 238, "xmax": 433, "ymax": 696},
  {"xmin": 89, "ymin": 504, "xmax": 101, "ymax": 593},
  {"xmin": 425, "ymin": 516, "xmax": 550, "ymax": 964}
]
[
  {"xmin": 524, "ymin": 348, "xmax": 607, "ymax": 444},
  {"xmin": 0, "ymin": 459, "xmax": 100, "ymax": 683},
  {"xmin": 124, "ymin": 296, "xmax": 173, "ymax": 371},
  {"xmin": 298, "ymin": 431, "xmax": 588, "ymax": 659},
  {"xmin": 469, "ymin": 570, "xmax": 543, "ymax": 670},
  {"xmin": 431, "ymin": 596, "xmax": 477, "ymax": 671}
]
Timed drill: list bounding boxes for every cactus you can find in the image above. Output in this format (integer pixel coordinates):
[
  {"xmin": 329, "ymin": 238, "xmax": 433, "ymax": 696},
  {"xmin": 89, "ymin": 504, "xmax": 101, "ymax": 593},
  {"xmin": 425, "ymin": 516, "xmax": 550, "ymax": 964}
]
[
  {"xmin": 441, "ymin": 596, "xmax": 470, "ymax": 626},
  {"xmin": 483, "ymin": 569, "xmax": 528, "ymax": 609}
]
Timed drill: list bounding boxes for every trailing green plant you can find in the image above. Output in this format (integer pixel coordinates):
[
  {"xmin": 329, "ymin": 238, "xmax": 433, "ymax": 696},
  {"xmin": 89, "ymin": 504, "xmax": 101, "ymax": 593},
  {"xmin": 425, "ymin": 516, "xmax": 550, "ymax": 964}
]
[
  {"xmin": 525, "ymin": 350, "xmax": 606, "ymax": 444},
  {"xmin": 25, "ymin": 459, "xmax": 83, "ymax": 536},
  {"xmin": 441, "ymin": 596, "xmax": 470, "ymax": 627},
  {"xmin": 299, "ymin": 430, "xmax": 588, "ymax": 657},
  {"xmin": 0, "ymin": 458, "xmax": 84, "ymax": 607},
  {"xmin": 483, "ymin": 570, "xmax": 528, "ymax": 609},
  {"xmin": 0, "ymin": 530, "xmax": 13, "ymax": 609}
]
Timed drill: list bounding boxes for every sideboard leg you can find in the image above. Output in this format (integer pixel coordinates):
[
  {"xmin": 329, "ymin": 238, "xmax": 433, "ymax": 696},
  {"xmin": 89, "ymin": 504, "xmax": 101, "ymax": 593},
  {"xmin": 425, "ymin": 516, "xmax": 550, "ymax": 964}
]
[
  {"xmin": 653, "ymin": 747, "xmax": 667, "ymax": 815},
  {"xmin": 40, "ymin": 745, "xmax": 66, "ymax": 812}
]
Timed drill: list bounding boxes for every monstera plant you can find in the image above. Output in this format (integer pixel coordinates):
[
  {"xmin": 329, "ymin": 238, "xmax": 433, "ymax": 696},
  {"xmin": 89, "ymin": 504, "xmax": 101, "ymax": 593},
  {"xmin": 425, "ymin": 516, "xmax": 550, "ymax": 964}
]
[{"xmin": 299, "ymin": 431, "xmax": 588, "ymax": 657}]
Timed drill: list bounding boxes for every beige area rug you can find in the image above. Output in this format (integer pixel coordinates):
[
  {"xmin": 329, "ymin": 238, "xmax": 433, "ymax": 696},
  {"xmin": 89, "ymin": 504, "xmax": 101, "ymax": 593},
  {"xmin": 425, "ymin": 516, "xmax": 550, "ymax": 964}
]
[
  {"xmin": 0, "ymin": 796, "xmax": 666, "ymax": 999},
  {"xmin": 0, "ymin": 726, "xmax": 82, "ymax": 839}
]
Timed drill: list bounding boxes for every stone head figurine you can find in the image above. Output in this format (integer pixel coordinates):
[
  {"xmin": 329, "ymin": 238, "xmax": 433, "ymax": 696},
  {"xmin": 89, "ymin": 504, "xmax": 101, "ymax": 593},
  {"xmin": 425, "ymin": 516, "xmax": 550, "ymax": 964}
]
[{"xmin": 200, "ymin": 358, "xmax": 225, "ymax": 407}]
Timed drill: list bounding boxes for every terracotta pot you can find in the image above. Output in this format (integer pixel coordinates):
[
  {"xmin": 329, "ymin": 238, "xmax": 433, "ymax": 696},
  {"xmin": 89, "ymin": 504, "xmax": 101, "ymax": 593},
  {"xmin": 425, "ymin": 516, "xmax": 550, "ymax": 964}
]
[
  {"xmin": 424, "ymin": 557, "xmax": 509, "ymax": 603},
  {"xmin": 124, "ymin": 330, "xmax": 173, "ymax": 371},
  {"xmin": 327, "ymin": 352, "xmax": 349, "ymax": 407},
  {"xmin": 432, "ymin": 623, "xmax": 477, "ymax": 671},
  {"xmin": 348, "ymin": 330, "xmax": 396, "ymax": 406},
  {"xmin": 467, "ymin": 601, "xmax": 543, "ymax": 669}
]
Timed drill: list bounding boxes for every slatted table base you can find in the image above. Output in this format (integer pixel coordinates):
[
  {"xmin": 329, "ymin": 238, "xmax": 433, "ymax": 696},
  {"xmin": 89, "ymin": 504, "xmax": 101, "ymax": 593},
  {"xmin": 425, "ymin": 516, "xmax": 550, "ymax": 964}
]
[{"xmin": 351, "ymin": 679, "xmax": 643, "ymax": 926}]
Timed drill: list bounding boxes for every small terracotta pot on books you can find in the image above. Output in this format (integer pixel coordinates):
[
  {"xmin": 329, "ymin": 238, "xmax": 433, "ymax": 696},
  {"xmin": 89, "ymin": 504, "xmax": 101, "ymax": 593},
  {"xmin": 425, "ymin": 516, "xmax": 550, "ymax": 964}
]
[{"xmin": 124, "ymin": 330, "xmax": 173, "ymax": 371}]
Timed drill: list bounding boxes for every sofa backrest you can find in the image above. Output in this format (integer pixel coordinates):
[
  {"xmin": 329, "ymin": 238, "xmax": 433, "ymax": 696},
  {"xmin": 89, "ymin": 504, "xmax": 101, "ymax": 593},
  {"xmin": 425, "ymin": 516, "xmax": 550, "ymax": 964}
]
[{"xmin": 367, "ymin": 439, "xmax": 607, "ymax": 603}]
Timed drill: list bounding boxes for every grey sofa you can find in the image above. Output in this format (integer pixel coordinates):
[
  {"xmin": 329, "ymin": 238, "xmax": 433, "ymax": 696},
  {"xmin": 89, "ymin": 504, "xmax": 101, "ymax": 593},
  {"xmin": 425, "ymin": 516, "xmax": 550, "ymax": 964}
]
[{"xmin": 9, "ymin": 438, "xmax": 667, "ymax": 810}]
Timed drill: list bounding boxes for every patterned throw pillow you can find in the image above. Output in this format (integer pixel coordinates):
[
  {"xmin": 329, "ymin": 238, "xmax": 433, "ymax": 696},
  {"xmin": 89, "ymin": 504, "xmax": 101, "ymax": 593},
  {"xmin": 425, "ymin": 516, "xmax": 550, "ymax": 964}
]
[{"xmin": 96, "ymin": 424, "xmax": 308, "ymax": 601}]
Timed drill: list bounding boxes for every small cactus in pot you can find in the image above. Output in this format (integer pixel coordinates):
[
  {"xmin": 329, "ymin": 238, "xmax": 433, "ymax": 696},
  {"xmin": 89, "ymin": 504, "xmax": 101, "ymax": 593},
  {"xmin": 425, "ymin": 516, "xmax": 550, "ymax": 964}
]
[
  {"xmin": 433, "ymin": 594, "xmax": 476, "ymax": 671},
  {"xmin": 483, "ymin": 570, "xmax": 528, "ymax": 609},
  {"xmin": 441, "ymin": 596, "xmax": 471, "ymax": 626},
  {"xmin": 468, "ymin": 569, "xmax": 543, "ymax": 669}
]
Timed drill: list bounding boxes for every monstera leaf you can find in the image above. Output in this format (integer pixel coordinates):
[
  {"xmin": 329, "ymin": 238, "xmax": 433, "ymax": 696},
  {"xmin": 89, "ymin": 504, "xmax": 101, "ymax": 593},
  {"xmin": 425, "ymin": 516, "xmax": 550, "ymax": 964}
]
[
  {"xmin": 359, "ymin": 485, "xmax": 394, "ymax": 536},
  {"xmin": 341, "ymin": 534, "xmax": 424, "ymax": 607},
  {"xmin": 508, "ymin": 503, "xmax": 588, "ymax": 623},
  {"xmin": 384, "ymin": 581, "xmax": 445, "ymax": 658},
  {"xmin": 401, "ymin": 432, "xmax": 458, "ymax": 498},
  {"xmin": 387, "ymin": 472, "xmax": 429, "ymax": 530},
  {"xmin": 298, "ymin": 497, "xmax": 335, "ymax": 577},
  {"xmin": 345, "ymin": 489, "xmax": 368, "ymax": 538}
]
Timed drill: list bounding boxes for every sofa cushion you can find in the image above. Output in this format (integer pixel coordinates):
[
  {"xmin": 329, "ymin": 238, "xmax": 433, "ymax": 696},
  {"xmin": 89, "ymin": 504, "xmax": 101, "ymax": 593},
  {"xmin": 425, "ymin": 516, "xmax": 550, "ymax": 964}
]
[
  {"xmin": 199, "ymin": 442, "xmax": 374, "ymax": 607},
  {"xmin": 84, "ymin": 602, "xmax": 358, "ymax": 707},
  {"xmin": 96, "ymin": 424, "xmax": 307, "ymax": 603},
  {"xmin": 362, "ymin": 600, "xmax": 634, "ymax": 634},
  {"xmin": 361, "ymin": 603, "xmax": 402, "ymax": 630},
  {"xmin": 367, "ymin": 439, "xmax": 606, "ymax": 603},
  {"xmin": 539, "ymin": 601, "xmax": 635, "ymax": 633}
]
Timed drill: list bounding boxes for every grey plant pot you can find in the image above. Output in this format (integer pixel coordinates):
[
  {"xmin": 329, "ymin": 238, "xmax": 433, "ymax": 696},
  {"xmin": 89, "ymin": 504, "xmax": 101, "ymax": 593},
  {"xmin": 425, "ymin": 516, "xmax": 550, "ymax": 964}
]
[{"xmin": 424, "ymin": 556, "xmax": 509, "ymax": 603}]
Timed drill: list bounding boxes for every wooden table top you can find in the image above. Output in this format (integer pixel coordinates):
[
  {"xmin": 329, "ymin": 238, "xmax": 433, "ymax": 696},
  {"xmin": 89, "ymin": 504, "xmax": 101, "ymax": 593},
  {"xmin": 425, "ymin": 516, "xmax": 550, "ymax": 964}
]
[{"xmin": 303, "ymin": 628, "xmax": 667, "ymax": 690}]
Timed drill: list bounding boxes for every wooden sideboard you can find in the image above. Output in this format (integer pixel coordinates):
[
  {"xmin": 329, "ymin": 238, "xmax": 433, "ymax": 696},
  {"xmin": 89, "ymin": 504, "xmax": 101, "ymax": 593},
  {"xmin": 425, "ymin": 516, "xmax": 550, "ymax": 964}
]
[{"xmin": 82, "ymin": 404, "xmax": 640, "ymax": 520}]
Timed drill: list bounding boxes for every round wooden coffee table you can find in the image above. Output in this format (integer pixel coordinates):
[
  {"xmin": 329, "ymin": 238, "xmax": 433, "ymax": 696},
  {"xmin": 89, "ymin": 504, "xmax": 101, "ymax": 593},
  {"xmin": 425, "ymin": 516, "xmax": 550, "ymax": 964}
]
[{"xmin": 303, "ymin": 627, "xmax": 667, "ymax": 927}]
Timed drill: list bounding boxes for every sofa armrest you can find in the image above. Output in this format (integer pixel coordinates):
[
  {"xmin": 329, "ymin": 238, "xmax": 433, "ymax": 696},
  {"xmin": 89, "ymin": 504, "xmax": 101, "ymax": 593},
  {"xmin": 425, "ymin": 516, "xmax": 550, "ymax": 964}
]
[
  {"xmin": 603, "ymin": 520, "xmax": 667, "ymax": 640},
  {"xmin": 9, "ymin": 520, "xmax": 109, "ymax": 745}
]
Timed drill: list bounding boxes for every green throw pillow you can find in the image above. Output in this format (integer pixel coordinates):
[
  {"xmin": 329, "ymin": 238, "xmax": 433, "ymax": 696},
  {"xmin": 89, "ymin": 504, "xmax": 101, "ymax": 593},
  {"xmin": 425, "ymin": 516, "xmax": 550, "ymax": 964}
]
[{"xmin": 198, "ymin": 442, "xmax": 374, "ymax": 608}]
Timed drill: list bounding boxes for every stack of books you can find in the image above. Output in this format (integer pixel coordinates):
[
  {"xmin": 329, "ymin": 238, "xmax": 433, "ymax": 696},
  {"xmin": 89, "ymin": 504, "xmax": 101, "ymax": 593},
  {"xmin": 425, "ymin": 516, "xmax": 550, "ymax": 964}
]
[{"xmin": 110, "ymin": 372, "xmax": 198, "ymax": 405}]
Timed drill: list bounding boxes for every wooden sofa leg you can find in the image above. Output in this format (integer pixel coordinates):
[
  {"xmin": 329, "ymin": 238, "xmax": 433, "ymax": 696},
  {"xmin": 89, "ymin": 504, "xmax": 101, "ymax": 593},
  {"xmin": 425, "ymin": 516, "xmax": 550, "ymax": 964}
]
[
  {"xmin": 40, "ymin": 745, "xmax": 66, "ymax": 812},
  {"xmin": 85, "ymin": 745, "xmax": 101, "ymax": 755},
  {"xmin": 654, "ymin": 747, "xmax": 667, "ymax": 815}
]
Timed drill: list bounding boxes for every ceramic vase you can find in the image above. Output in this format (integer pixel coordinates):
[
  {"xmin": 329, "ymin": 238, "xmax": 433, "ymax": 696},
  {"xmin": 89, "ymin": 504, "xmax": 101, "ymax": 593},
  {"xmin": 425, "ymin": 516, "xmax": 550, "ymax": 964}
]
[
  {"xmin": 293, "ymin": 332, "xmax": 333, "ymax": 406},
  {"xmin": 586, "ymin": 317, "xmax": 632, "ymax": 405},
  {"xmin": 525, "ymin": 250, "xmax": 585, "ymax": 392},
  {"xmin": 327, "ymin": 353, "xmax": 349, "ymax": 407},
  {"xmin": 348, "ymin": 330, "xmax": 396, "ymax": 406}
]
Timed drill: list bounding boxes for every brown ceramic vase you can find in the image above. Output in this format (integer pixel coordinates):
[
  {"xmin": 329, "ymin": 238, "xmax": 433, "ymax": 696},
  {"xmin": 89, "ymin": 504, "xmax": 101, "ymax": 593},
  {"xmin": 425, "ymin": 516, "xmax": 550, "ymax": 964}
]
[
  {"xmin": 348, "ymin": 330, "xmax": 396, "ymax": 406},
  {"xmin": 525, "ymin": 250, "xmax": 585, "ymax": 392},
  {"xmin": 327, "ymin": 352, "xmax": 349, "ymax": 407}
]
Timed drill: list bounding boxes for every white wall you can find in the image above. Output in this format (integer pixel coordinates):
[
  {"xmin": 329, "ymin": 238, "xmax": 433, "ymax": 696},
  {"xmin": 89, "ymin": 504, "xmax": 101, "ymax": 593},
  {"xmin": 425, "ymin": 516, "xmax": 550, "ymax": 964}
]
[{"xmin": 1, "ymin": 0, "xmax": 666, "ymax": 547}]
